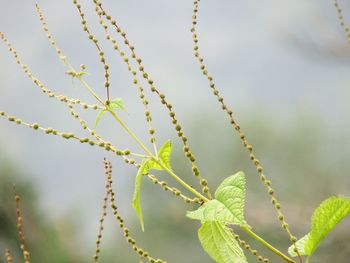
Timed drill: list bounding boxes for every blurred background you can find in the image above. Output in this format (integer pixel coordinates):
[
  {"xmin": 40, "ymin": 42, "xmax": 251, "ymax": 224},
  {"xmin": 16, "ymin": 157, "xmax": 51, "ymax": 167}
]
[{"xmin": 0, "ymin": 0, "xmax": 350, "ymax": 262}]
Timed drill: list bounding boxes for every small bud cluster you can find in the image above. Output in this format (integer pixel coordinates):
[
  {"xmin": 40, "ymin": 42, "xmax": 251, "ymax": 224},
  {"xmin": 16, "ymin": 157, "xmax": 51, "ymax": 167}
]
[
  {"xmin": 14, "ymin": 190, "xmax": 31, "ymax": 263},
  {"xmin": 232, "ymin": 231, "xmax": 269, "ymax": 263},
  {"xmin": 72, "ymin": 0, "xmax": 111, "ymax": 102},
  {"xmin": 333, "ymin": 0, "xmax": 350, "ymax": 44},
  {"xmin": 93, "ymin": 179, "xmax": 109, "ymax": 262},
  {"xmin": 4, "ymin": 249, "xmax": 13, "ymax": 263},
  {"xmin": 0, "ymin": 110, "xmax": 103, "ymax": 147},
  {"xmin": 103, "ymin": 160, "xmax": 167, "ymax": 263},
  {"xmin": 0, "ymin": 32, "xmax": 100, "ymax": 111},
  {"xmin": 190, "ymin": 0, "xmax": 299, "ymax": 248},
  {"xmin": 93, "ymin": 0, "xmax": 212, "ymax": 198},
  {"xmin": 35, "ymin": 4, "xmax": 67, "ymax": 67}
]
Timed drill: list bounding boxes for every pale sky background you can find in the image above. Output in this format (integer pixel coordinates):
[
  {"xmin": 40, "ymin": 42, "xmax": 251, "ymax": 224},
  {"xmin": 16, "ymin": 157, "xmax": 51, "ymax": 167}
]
[{"xmin": 1, "ymin": 0, "xmax": 350, "ymax": 253}]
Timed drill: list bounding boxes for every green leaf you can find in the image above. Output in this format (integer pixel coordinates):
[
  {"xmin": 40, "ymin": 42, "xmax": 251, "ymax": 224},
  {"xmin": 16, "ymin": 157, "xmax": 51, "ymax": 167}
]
[
  {"xmin": 132, "ymin": 160, "xmax": 150, "ymax": 232},
  {"xmin": 288, "ymin": 234, "xmax": 309, "ymax": 257},
  {"xmin": 186, "ymin": 200, "xmax": 237, "ymax": 224},
  {"xmin": 198, "ymin": 221, "xmax": 247, "ymax": 263},
  {"xmin": 215, "ymin": 172, "xmax": 246, "ymax": 225},
  {"xmin": 157, "ymin": 140, "xmax": 172, "ymax": 170},
  {"xmin": 187, "ymin": 172, "xmax": 247, "ymax": 226},
  {"xmin": 110, "ymin": 98, "xmax": 126, "ymax": 112},
  {"xmin": 94, "ymin": 109, "xmax": 107, "ymax": 130},
  {"xmin": 288, "ymin": 195, "xmax": 350, "ymax": 258}
]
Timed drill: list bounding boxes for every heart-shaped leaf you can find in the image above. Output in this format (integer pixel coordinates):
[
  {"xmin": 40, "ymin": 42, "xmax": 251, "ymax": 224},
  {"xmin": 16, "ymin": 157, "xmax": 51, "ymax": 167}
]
[{"xmin": 187, "ymin": 172, "xmax": 247, "ymax": 226}]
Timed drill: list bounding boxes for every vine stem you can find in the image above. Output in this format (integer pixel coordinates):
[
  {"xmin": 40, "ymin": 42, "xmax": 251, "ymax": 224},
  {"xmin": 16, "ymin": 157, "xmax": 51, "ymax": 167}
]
[{"xmin": 241, "ymin": 226, "xmax": 296, "ymax": 263}]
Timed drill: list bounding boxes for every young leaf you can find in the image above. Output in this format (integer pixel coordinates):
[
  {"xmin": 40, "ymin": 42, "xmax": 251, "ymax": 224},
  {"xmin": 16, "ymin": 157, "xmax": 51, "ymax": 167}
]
[
  {"xmin": 288, "ymin": 195, "xmax": 350, "ymax": 259},
  {"xmin": 132, "ymin": 160, "xmax": 151, "ymax": 232},
  {"xmin": 187, "ymin": 172, "xmax": 247, "ymax": 226},
  {"xmin": 94, "ymin": 109, "xmax": 107, "ymax": 130},
  {"xmin": 141, "ymin": 141, "xmax": 173, "ymax": 171},
  {"xmin": 110, "ymin": 98, "xmax": 126, "ymax": 112},
  {"xmin": 198, "ymin": 221, "xmax": 247, "ymax": 263},
  {"xmin": 94, "ymin": 98, "xmax": 126, "ymax": 131},
  {"xmin": 157, "ymin": 140, "xmax": 172, "ymax": 170},
  {"xmin": 131, "ymin": 141, "xmax": 173, "ymax": 231}
]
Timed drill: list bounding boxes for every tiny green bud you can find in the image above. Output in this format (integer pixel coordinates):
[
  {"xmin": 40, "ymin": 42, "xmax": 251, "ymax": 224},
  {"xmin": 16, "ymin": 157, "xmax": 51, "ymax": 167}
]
[
  {"xmin": 200, "ymin": 179, "xmax": 207, "ymax": 186},
  {"xmin": 45, "ymin": 128, "xmax": 53, "ymax": 134},
  {"xmin": 8, "ymin": 116, "xmax": 15, "ymax": 122},
  {"xmin": 282, "ymin": 223, "xmax": 289, "ymax": 229},
  {"xmin": 62, "ymin": 133, "xmax": 74, "ymax": 139},
  {"xmin": 80, "ymin": 138, "xmax": 89, "ymax": 143}
]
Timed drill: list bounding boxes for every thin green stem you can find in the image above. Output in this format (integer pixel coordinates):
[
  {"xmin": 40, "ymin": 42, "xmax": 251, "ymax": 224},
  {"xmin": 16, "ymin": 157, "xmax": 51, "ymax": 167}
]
[
  {"xmin": 153, "ymin": 142, "xmax": 159, "ymax": 159},
  {"xmin": 130, "ymin": 152, "xmax": 150, "ymax": 159},
  {"xmin": 153, "ymin": 158, "xmax": 209, "ymax": 202},
  {"xmin": 62, "ymin": 60, "xmax": 105, "ymax": 105},
  {"xmin": 107, "ymin": 110, "xmax": 153, "ymax": 156},
  {"xmin": 241, "ymin": 226, "xmax": 295, "ymax": 263},
  {"xmin": 77, "ymin": 76, "xmax": 105, "ymax": 105}
]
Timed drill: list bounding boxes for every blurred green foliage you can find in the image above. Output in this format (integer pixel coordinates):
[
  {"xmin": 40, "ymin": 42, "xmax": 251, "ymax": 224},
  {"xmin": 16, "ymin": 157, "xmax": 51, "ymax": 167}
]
[{"xmin": 0, "ymin": 156, "xmax": 83, "ymax": 263}]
